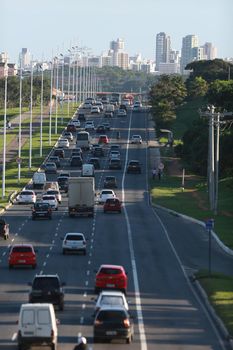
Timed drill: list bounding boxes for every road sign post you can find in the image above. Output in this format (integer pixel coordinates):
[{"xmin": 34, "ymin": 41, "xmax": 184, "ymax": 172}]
[{"xmin": 205, "ymin": 219, "xmax": 214, "ymax": 276}]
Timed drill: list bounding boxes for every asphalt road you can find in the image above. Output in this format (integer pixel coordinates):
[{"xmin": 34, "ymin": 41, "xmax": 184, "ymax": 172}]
[{"xmin": 0, "ymin": 108, "xmax": 232, "ymax": 350}]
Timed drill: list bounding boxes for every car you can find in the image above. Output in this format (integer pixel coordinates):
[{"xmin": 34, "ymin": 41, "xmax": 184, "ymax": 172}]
[
  {"xmin": 93, "ymin": 146, "xmax": 104, "ymax": 157},
  {"xmin": 62, "ymin": 232, "xmax": 87, "ymax": 255},
  {"xmin": 95, "ymin": 102, "xmax": 103, "ymax": 111},
  {"xmin": 83, "ymin": 102, "xmax": 92, "ymax": 109},
  {"xmin": 63, "ymin": 131, "xmax": 73, "ymax": 141},
  {"xmin": 94, "ymin": 264, "xmax": 128, "ymax": 293},
  {"xmin": 45, "ymin": 188, "xmax": 62, "ymax": 204},
  {"xmin": 117, "ymin": 108, "xmax": 127, "ymax": 117},
  {"xmin": 77, "ymin": 112, "xmax": 86, "ymax": 121},
  {"xmin": 66, "ymin": 124, "xmax": 77, "ymax": 133},
  {"xmin": 96, "ymin": 125, "xmax": 106, "ymax": 133},
  {"xmin": 32, "ymin": 202, "xmax": 52, "ymax": 220},
  {"xmin": 91, "ymin": 106, "xmax": 100, "ymax": 114},
  {"xmin": 127, "ymin": 160, "xmax": 141, "ymax": 174},
  {"xmin": 53, "ymin": 148, "xmax": 65, "ymax": 158},
  {"xmin": 57, "ymin": 138, "xmax": 69, "ymax": 148},
  {"xmin": 103, "ymin": 176, "xmax": 117, "ymax": 188},
  {"xmin": 109, "ymin": 150, "xmax": 121, "ymax": 160},
  {"xmin": 98, "ymin": 135, "xmax": 109, "ymax": 144},
  {"xmin": 57, "ymin": 175, "xmax": 69, "ymax": 192},
  {"xmin": 93, "ymin": 290, "xmax": 129, "ymax": 316},
  {"xmin": 88, "ymin": 157, "xmax": 101, "ymax": 169},
  {"xmin": 42, "ymin": 194, "xmax": 58, "ymax": 210},
  {"xmin": 93, "ymin": 305, "xmax": 133, "ymax": 343},
  {"xmin": 28, "ymin": 274, "xmax": 65, "ymax": 310},
  {"xmin": 102, "ymin": 122, "xmax": 111, "ymax": 130},
  {"xmin": 71, "ymin": 119, "xmax": 81, "ymax": 128},
  {"xmin": 17, "ymin": 190, "xmax": 36, "ymax": 204},
  {"xmin": 85, "ymin": 121, "xmax": 95, "ymax": 131},
  {"xmin": 44, "ymin": 162, "xmax": 57, "ymax": 174},
  {"xmin": 119, "ymin": 104, "xmax": 127, "ymax": 111},
  {"xmin": 110, "ymin": 144, "xmax": 121, "ymax": 152},
  {"xmin": 71, "ymin": 147, "xmax": 83, "ymax": 158},
  {"xmin": 131, "ymin": 135, "xmax": 142, "ymax": 144},
  {"xmin": 133, "ymin": 101, "xmax": 142, "ymax": 112},
  {"xmin": 49, "ymin": 156, "xmax": 61, "ymax": 168},
  {"xmin": 109, "ymin": 158, "xmax": 122, "ymax": 170},
  {"xmin": 104, "ymin": 198, "xmax": 122, "ymax": 213},
  {"xmin": 8, "ymin": 244, "xmax": 37, "ymax": 269},
  {"xmin": 70, "ymin": 155, "xmax": 83, "ymax": 167},
  {"xmin": 98, "ymin": 189, "xmax": 116, "ymax": 204}
]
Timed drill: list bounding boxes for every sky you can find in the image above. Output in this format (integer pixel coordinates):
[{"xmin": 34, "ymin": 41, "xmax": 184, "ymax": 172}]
[{"xmin": 2, "ymin": 0, "xmax": 233, "ymax": 63}]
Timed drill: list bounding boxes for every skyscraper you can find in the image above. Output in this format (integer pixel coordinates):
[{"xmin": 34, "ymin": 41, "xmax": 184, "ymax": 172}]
[
  {"xmin": 155, "ymin": 32, "xmax": 171, "ymax": 70},
  {"xmin": 21, "ymin": 48, "xmax": 31, "ymax": 68},
  {"xmin": 180, "ymin": 35, "xmax": 199, "ymax": 74},
  {"xmin": 202, "ymin": 42, "xmax": 217, "ymax": 60}
]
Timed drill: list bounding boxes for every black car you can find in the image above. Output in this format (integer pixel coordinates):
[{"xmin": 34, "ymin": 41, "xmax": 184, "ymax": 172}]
[
  {"xmin": 88, "ymin": 157, "xmax": 101, "ymax": 169},
  {"xmin": 109, "ymin": 158, "xmax": 122, "ymax": 170},
  {"xmin": 103, "ymin": 176, "xmax": 117, "ymax": 188},
  {"xmin": 70, "ymin": 155, "xmax": 83, "ymax": 167},
  {"xmin": 93, "ymin": 146, "xmax": 104, "ymax": 157},
  {"xmin": 78, "ymin": 113, "xmax": 86, "ymax": 121},
  {"xmin": 32, "ymin": 202, "xmax": 52, "ymax": 220},
  {"xmin": 44, "ymin": 162, "xmax": 57, "ymax": 174},
  {"xmin": 49, "ymin": 156, "xmax": 61, "ymax": 168},
  {"xmin": 127, "ymin": 160, "xmax": 141, "ymax": 174},
  {"xmin": 96, "ymin": 125, "xmax": 106, "ymax": 133},
  {"xmin": 102, "ymin": 122, "xmax": 111, "ymax": 130},
  {"xmin": 28, "ymin": 274, "xmax": 65, "ymax": 310},
  {"xmin": 57, "ymin": 176, "xmax": 69, "ymax": 192},
  {"xmin": 93, "ymin": 305, "xmax": 134, "ymax": 343},
  {"xmin": 54, "ymin": 148, "xmax": 65, "ymax": 158}
]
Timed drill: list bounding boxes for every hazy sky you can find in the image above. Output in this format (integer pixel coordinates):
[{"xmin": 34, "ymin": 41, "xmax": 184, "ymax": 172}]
[{"xmin": 2, "ymin": 0, "xmax": 233, "ymax": 62}]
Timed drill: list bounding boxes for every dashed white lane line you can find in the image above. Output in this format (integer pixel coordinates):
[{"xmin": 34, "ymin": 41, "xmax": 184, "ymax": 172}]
[{"xmin": 80, "ymin": 317, "xmax": 84, "ymax": 324}]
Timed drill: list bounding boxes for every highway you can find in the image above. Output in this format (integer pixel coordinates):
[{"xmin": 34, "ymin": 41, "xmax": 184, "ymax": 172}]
[{"xmin": 0, "ymin": 107, "xmax": 232, "ymax": 350}]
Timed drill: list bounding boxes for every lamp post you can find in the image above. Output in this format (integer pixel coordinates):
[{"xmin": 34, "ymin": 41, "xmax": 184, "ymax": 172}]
[
  {"xmin": 55, "ymin": 57, "xmax": 59, "ymax": 134},
  {"xmin": 60, "ymin": 54, "xmax": 64, "ymax": 124},
  {"xmin": 40, "ymin": 62, "xmax": 44, "ymax": 157},
  {"xmin": 29, "ymin": 57, "xmax": 33, "ymax": 168},
  {"xmin": 17, "ymin": 55, "xmax": 23, "ymax": 183},
  {"xmin": 49, "ymin": 59, "xmax": 53, "ymax": 145},
  {"xmin": 67, "ymin": 49, "xmax": 72, "ymax": 117},
  {"xmin": 2, "ymin": 63, "xmax": 8, "ymax": 198}
]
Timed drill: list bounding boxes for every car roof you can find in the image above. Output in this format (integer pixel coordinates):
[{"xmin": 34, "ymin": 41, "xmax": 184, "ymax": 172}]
[
  {"xmin": 98, "ymin": 290, "xmax": 125, "ymax": 297},
  {"xmin": 99, "ymin": 264, "xmax": 124, "ymax": 270},
  {"xmin": 65, "ymin": 232, "xmax": 84, "ymax": 237}
]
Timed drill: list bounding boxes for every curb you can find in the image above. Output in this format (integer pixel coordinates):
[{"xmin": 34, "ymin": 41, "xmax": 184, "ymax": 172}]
[
  {"xmin": 153, "ymin": 202, "xmax": 233, "ymax": 257},
  {"xmin": 193, "ymin": 278, "xmax": 233, "ymax": 348}
]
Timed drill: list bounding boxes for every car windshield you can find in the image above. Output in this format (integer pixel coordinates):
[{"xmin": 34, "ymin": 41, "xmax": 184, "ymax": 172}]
[
  {"xmin": 97, "ymin": 310, "xmax": 126, "ymax": 321},
  {"xmin": 100, "ymin": 296, "xmax": 124, "ymax": 305},
  {"xmin": 32, "ymin": 277, "xmax": 60, "ymax": 290},
  {"xmin": 12, "ymin": 246, "xmax": 32, "ymax": 253},
  {"xmin": 66, "ymin": 234, "xmax": 83, "ymax": 241},
  {"xmin": 99, "ymin": 267, "xmax": 121, "ymax": 274},
  {"xmin": 21, "ymin": 191, "xmax": 33, "ymax": 196},
  {"xmin": 43, "ymin": 196, "xmax": 55, "ymax": 200},
  {"xmin": 34, "ymin": 203, "xmax": 49, "ymax": 209},
  {"xmin": 101, "ymin": 191, "xmax": 113, "ymax": 195}
]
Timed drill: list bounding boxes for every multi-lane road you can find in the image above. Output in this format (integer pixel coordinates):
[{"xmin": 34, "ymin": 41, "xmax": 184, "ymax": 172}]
[{"xmin": 0, "ymin": 107, "xmax": 232, "ymax": 350}]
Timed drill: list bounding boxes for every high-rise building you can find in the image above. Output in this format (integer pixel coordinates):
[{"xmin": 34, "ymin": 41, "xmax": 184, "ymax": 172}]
[
  {"xmin": 0, "ymin": 52, "xmax": 9, "ymax": 63},
  {"xmin": 155, "ymin": 32, "xmax": 171, "ymax": 70},
  {"xmin": 110, "ymin": 38, "xmax": 124, "ymax": 52},
  {"xmin": 180, "ymin": 35, "xmax": 199, "ymax": 74},
  {"xmin": 21, "ymin": 48, "xmax": 31, "ymax": 68},
  {"xmin": 202, "ymin": 42, "xmax": 217, "ymax": 60}
]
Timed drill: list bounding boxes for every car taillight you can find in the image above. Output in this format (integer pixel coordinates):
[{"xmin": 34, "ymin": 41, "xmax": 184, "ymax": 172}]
[
  {"xmin": 123, "ymin": 319, "xmax": 130, "ymax": 328},
  {"xmin": 94, "ymin": 319, "xmax": 103, "ymax": 326}
]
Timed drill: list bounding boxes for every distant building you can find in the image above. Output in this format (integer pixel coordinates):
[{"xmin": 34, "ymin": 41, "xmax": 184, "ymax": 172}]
[
  {"xmin": 0, "ymin": 52, "xmax": 9, "ymax": 63},
  {"xmin": 21, "ymin": 48, "xmax": 31, "ymax": 69},
  {"xmin": 158, "ymin": 62, "xmax": 180, "ymax": 74},
  {"xmin": 202, "ymin": 42, "xmax": 217, "ymax": 60},
  {"xmin": 155, "ymin": 32, "xmax": 171, "ymax": 70},
  {"xmin": 0, "ymin": 62, "xmax": 17, "ymax": 78},
  {"xmin": 180, "ymin": 35, "xmax": 199, "ymax": 74}
]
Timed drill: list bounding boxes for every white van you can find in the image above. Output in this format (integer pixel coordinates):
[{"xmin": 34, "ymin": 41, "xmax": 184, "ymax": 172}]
[
  {"xmin": 76, "ymin": 131, "xmax": 91, "ymax": 150},
  {"xmin": 32, "ymin": 172, "xmax": 46, "ymax": 189},
  {"xmin": 17, "ymin": 303, "xmax": 58, "ymax": 350},
  {"xmin": 81, "ymin": 164, "xmax": 95, "ymax": 177}
]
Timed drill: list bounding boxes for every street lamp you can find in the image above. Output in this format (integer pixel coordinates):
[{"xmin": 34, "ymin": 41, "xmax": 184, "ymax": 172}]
[
  {"xmin": 2, "ymin": 62, "xmax": 8, "ymax": 198},
  {"xmin": 54, "ymin": 56, "xmax": 59, "ymax": 134},
  {"xmin": 60, "ymin": 54, "xmax": 64, "ymax": 124},
  {"xmin": 18, "ymin": 55, "xmax": 23, "ymax": 183},
  {"xmin": 40, "ymin": 62, "xmax": 44, "ymax": 157},
  {"xmin": 29, "ymin": 56, "xmax": 33, "ymax": 168},
  {"xmin": 49, "ymin": 59, "xmax": 54, "ymax": 145}
]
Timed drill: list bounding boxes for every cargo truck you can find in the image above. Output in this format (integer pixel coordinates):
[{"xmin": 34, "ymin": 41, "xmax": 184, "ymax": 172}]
[{"xmin": 68, "ymin": 177, "xmax": 95, "ymax": 217}]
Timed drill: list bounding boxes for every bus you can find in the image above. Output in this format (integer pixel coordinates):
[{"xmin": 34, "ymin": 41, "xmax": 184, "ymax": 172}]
[{"xmin": 76, "ymin": 131, "xmax": 91, "ymax": 150}]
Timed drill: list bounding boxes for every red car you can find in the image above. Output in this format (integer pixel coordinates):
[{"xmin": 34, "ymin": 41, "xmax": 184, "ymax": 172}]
[
  {"xmin": 94, "ymin": 264, "xmax": 128, "ymax": 294},
  {"xmin": 8, "ymin": 244, "xmax": 37, "ymax": 269},
  {"xmin": 98, "ymin": 135, "xmax": 109, "ymax": 144},
  {"xmin": 103, "ymin": 198, "xmax": 122, "ymax": 213}
]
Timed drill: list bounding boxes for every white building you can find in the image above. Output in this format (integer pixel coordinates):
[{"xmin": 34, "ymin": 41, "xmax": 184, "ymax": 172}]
[
  {"xmin": 180, "ymin": 35, "xmax": 199, "ymax": 74},
  {"xmin": 155, "ymin": 32, "xmax": 171, "ymax": 70},
  {"xmin": 21, "ymin": 48, "xmax": 31, "ymax": 69},
  {"xmin": 202, "ymin": 42, "xmax": 217, "ymax": 60}
]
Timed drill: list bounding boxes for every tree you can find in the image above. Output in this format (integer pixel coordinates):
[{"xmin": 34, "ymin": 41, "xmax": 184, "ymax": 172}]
[
  {"xmin": 206, "ymin": 80, "xmax": 233, "ymax": 111},
  {"xmin": 186, "ymin": 59, "xmax": 232, "ymax": 83},
  {"xmin": 186, "ymin": 76, "xmax": 208, "ymax": 98}
]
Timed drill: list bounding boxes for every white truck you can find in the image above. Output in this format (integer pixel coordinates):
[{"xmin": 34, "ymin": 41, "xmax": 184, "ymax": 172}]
[{"xmin": 68, "ymin": 177, "xmax": 95, "ymax": 217}]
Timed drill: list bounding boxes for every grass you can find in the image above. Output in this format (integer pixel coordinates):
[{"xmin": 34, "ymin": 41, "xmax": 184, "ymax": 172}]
[
  {"xmin": 196, "ymin": 271, "xmax": 233, "ymax": 336},
  {"xmin": 0, "ymin": 104, "xmax": 76, "ymax": 206}
]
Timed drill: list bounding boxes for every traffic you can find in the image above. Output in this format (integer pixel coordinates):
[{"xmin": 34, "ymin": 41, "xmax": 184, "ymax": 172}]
[{"xmin": 0, "ymin": 97, "xmax": 230, "ymax": 350}]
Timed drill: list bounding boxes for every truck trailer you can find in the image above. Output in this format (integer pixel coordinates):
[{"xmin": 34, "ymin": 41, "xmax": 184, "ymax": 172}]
[{"xmin": 68, "ymin": 177, "xmax": 95, "ymax": 217}]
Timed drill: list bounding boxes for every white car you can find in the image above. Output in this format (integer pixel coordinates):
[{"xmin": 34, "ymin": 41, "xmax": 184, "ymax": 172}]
[
  {"xmin": 91, "ymin": 106, "xmax": 100, "ymax": 114},
  {"xmin": 17, "ymin": 190, "xmax": 36, "ymax": 204},
  {"xmin": 63, "ymin": 131, "xmax": 73, "ymax": 141},
  {"xmin": 85, "ymin": 121, "xmax": 95, "ymax": 131},
  {"xmin": 98, "ymin": 189, "xmax": 116, "ymax": 204},
  {"xmin": 71, "ymin": 119, "xmax": 81, "ymax": 128},
  {"xmin": 57, "ymin": 138, "xmax": 69, "ymax": 148},
  {"xmin": 93, "ymin": 290, "xmax": 129, "ymax": 316},
  {"xmin": 62, "ymin": 232, "xmax": 87, "ymax": 255},
  {"xmin": 109, "ymin": 150, "xmax": 121, "ymax": 160},
  {"xmin": 42, "ymin": 194, "xmax": 58, "ymax": 210},
  {"xmin": 45, "ymin": 189, "xmax": 62, "ymax": 204},
  {"xmin": 131, "ymin": 135, "xmax": 142, "ymax": 144},
  {"xmin": 117, "ymin": 109, "xmax": 127, "ymax": 117}
]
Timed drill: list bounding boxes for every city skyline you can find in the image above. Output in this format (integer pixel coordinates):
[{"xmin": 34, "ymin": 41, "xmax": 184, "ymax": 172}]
[{"xmin": 2, "ymin": 0, "xmax": 233, "ymax": 63}]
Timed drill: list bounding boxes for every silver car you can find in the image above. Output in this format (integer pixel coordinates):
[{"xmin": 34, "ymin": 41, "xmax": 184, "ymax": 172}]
[
  {"xmin": 93, "ymin": 290, "xmax": 129, "ymax": 316},
  {"xmin": 62, "ymin": 233, "xmax": 87, "ymax": 255}
]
